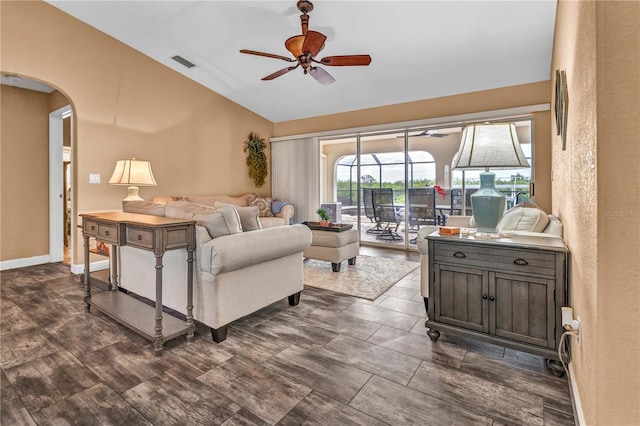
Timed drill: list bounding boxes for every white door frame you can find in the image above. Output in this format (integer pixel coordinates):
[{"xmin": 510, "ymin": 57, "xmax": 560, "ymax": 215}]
[{"xmin": 49, "ymin": 105, "xmax": 72, "ymax": 264}]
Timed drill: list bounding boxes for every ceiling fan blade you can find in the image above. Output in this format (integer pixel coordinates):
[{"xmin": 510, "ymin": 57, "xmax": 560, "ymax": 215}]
[
  {"xmin": 262, "ymin": 65, "xmax": 298, "ymax": 81},
  {"xmin": 309, "ymin": 66, "xmax": 335, "ymax": 85},
  {"xmin": 240, "ymin": 49, "xmax": 295, "ymax": 62},
  {"xmin": 320, "ymin": 55, "xmax": 372, "ymax": 66},
  {"xmin": 302, "ymin": 30, "xmax": 326, "ymax": 57}
]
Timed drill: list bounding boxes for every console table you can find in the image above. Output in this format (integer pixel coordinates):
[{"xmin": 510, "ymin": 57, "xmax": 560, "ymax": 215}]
[
  {"xmin": 81, "ymin": 212, "xmax": 196, "ymax": 355},
  {"xmin": 426, "ymin": 231, "xmax": 568, "ymax": 374}
]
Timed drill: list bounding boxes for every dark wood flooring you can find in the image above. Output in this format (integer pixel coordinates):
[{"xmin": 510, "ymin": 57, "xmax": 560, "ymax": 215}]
[{"xmin": 1, "ymin": 248, "xmax": 575, "ymax": 425}]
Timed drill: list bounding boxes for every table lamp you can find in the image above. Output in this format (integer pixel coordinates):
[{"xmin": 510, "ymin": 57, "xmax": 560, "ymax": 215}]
[
  {"xmin": 108, "ymin": 158, "xmax": 157, "ymax": 201},
  {"xmin": 451, "ymin": 123, "xmax": 529, "ymax": 234}
]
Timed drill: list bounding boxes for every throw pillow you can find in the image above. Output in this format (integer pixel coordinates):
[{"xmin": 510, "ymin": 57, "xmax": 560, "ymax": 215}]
[
  {"xmin": 498, "ymin": 205, "xmax": 550, "ymax": 233},
  {"xmin": 251, "ymin": 197, "xmax": 274, "ymax": 217},
  {"xmin": 234, "ymin": 206, "xmax": 262, "ymax": 231},
  {"xmin": 194, "ymin": 205, "xmax": 243, "ymax": 239}
]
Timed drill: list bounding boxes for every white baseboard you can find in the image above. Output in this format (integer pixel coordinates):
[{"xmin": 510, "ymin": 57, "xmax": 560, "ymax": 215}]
[
  {"xmin": 0, "ymin": 255, "xmax": 109, "ymax": 275},
  {"xmin": 568, "ymin": 363, "xmax": 586, "ymax": 426},
  {"xmin": 0, "ymin": 255, "xmax": 51, "ymax": 271}
]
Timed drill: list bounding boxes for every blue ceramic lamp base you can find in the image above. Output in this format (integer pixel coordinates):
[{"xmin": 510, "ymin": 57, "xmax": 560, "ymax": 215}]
[{"xmin": 470, "ymin": 171, "xmax": 505, "ymax": 233}]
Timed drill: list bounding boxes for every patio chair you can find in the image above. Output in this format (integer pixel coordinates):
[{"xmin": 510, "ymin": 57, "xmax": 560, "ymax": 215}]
[
  {"xmin": 371, "ymin": 188, "xmax": 403, "ymax": 241},
  {"xmin": 450, "ymin": 188, "xmax": 477, "ymax": 216},
  {"xmin": 407, "ymin": 188, "xmax": 437, "ymax": 243},
  {"xmin": 363, "ymin": 188, "xmax": 385, "ymax": 235}
]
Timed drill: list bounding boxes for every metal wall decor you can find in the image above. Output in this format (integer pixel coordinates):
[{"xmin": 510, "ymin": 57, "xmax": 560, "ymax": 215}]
[{"xmin": 555, "ymin": 69, "xmax": 569, "ymax": 150}]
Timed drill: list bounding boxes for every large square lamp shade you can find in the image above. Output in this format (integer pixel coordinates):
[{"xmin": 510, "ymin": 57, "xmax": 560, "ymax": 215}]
[
  {"xmin": 108, "ymin": 159, "xmax": 157, "ymax": 201},
  {"xmin": 451, "ymin": 123, "xmax": 529, "ymax": 233}
]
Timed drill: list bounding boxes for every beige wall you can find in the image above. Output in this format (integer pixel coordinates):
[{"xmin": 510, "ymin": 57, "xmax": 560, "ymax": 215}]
[
  {"xmin": 552, "ymin": 1, "xmax": 639, "ymax": 425},
  {"xmin": 0, "ymin": 85, "xmax": 51, "ymax": 260},
  {"xmin": 1, "ymin": 1, "xmax": 273, "ymax": 264},
  {"xmin": 276, "ymin": 82, "xmax": 552, "ymax": 213}
]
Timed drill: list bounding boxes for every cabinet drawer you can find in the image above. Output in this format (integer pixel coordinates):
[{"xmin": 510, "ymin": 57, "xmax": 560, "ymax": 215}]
[
  {"xmin": 126, "ymin": 227, "xmax": 154, "ymax": 249},
  {"xmin": 433, "ymin": 242, "xmax": 557, "ymax": 277},
  {"xmin": 97, "ymin": 224, "xmax": 119, "ymax": 243},
  {"xmin": 84, "ymin": 220, "xmax": 98, "ymax": 236}
]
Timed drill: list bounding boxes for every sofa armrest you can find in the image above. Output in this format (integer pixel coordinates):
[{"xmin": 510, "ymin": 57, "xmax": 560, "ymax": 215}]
[
  {"xmin": 198, "ymin": 224, "xmax": 311, "ymax": 275},
  {"xmin": 273, "ymin": 204, "xmax": 294, "ymax": 225}
]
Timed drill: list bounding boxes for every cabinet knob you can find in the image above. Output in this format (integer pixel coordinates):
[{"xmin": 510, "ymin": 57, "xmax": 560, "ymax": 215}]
[
  {"xmin": 105, "ymin": 230, "xmax": 110, "ymax": 236},
  {"xmin": 482, "ymin": 294, "xmax": 488, "ymax": 300},
  {"xmin": 137, "ymin": 234, "xmax": 142, "ymax": 241},
  {"xmin": 514, "ymin": 258, "xmax": 529, "ymax": 266},
  {"xmin": 453, "ymin": 251, "xmax": 466, "ymax": 258},
  {"xmin": 489, "ymin": 296, "xmax": 495, "ymax": 301},
  {"xmin": 90, "ymin": 225, "xmax": 95, "ymax": 231}
]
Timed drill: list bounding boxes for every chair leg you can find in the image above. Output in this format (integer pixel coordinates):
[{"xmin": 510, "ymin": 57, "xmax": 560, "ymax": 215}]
[
  {"xmin": 423, "ymin": 297, "xmax": 428, "ymax": 316},
  {"xmin": 348, "ymin": 257, "xmax": 356, "ymax": 266},
  {"xmin": 211, "ymin": 326, "xmax": 228, "ymax": 343},
  {"xmin": 331, "ymin": 262, "xmax": 341, "ymax": 272}
]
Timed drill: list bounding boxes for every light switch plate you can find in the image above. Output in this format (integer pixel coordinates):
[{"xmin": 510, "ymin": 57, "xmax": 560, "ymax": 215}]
[{"xmin": 89, "ymin": 174, "xmax": 101, "ymax": 184}]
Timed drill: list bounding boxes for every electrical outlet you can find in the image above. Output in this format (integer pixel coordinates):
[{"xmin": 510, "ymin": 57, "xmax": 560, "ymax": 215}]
[{"xmin": 89, "ymin": 174, "xmax": 101, "ymax": 184}]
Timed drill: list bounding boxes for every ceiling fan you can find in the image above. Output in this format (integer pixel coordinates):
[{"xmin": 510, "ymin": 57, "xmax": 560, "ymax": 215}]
[{"xmin": 240, "ymin": 0, "xmax": 371, "ymax": 85}]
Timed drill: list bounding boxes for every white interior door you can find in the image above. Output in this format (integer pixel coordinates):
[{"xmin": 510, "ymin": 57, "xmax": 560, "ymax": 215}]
[{"xmin": 49, "ymin": 105, "xmax": 72, "ymax": 263}]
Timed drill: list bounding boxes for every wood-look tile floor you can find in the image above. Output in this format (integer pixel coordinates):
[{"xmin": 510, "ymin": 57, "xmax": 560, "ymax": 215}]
[{"xmin": 1, "ymin": 250, "xmax": 575, "ymax": 425}]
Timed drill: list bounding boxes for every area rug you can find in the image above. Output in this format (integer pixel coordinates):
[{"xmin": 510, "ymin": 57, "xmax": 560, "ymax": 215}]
[{"xmin": 303, "ymin": 255, "xmax": 419, "ymax": 300}]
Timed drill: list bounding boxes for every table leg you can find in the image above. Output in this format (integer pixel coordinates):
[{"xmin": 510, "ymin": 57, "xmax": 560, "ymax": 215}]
[
  {"xmin": 110, "ymin": 244, "xmax": 118, "ymax": 291},
  {"xmin": 83, "ymin": 235, "xmax": 91, "ymax": 311},
  {"xmin": 153, "ymin": 253, "xmax": 164, "ymax": 356},
  {"xmin": 186, "ymin": 247, "xmax": 195, "ymax": 342}
]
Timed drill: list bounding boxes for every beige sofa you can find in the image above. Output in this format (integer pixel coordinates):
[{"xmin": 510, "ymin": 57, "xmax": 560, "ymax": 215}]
[
  {"xmin": 118, "ymin": 200, "xmax": 312, "ymax": 342},
  {"xmin": 416, "ymin": 203, "xmax": 564, "ymax": 315},
  {"xmin": 152, "ymin": 193, "xmax": 293, "ymax": 228}
]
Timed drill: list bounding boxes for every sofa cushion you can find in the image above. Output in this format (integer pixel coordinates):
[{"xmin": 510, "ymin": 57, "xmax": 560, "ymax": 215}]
[
  {"xmin": 122, "ymin": 200, "xmax": 166, "ymax": 216},
  {"xmin": 251, "ymin": 197, "xmax": 274, "ymax": 217},
  {"xmin": 164, "ymin": 201, "xmax": 242, "ymax": 238},
  {"xmin": 498, "ymin": 205, "xmax": 550, "ymax": 233},
  {"xmin": 186, "ymin": 194, "xmax": 252, "ymax": 207},
  {"xmin": 234, "ymin": 206, "xmax": 262, "ymax": 231},
  {"xmin": 194, "ymin": 206, "xmax": 243, "ymax": 239}
]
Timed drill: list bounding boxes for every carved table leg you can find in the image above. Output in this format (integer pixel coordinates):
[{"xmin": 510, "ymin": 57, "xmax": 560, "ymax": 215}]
[
  {"xmin": 186, "ymin": 247, "xmax": 195, "ymax": 342},
  {"xmin": 83, "ymin": 235, "xmax": 91, "ymax": 311},
  {"xmin": 153, "ymin": 253, "xmax": 164, "ymax": 356}
]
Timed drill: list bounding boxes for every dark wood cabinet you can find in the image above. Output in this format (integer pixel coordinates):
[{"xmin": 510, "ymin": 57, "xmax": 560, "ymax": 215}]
[{"xmin": 427, "ymin": 232, "xmax": 568, "ymax": 364}]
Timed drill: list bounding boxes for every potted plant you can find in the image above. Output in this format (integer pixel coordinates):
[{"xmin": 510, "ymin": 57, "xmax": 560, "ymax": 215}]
[{"xmin": 316, "ymin": 208, "xmax": 330, "ymax": 227}]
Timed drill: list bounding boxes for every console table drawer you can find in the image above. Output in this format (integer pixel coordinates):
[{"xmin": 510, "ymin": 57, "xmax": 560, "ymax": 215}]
[
  {"xmin": 84, "ymin": 220, "xmax": 98, "ymax": 237},
  {"xmin": 433, "ymin": 242, "xmax": 556, "ymax": 276},
  {"xmin": 97, "ymin": 224, "xmax": 119, "ymax": 244},
  {"xmin": 127, "ymin": 227, "xmax": 154, "ymax": 249}
]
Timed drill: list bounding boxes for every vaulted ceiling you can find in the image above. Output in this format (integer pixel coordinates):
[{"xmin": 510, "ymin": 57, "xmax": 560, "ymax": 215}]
[{"xmin": 46, "ymin": 1, "xmax": 557, "ymax": 123}]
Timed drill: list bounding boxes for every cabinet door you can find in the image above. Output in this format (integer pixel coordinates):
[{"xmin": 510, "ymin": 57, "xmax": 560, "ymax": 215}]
[
  {"xmin": 490, "ymin": 272, "xmax": 556, "ymax": 349},
  {"xmin": 433, "ymin": 264, "xmax": 488, "ymax": 333}
]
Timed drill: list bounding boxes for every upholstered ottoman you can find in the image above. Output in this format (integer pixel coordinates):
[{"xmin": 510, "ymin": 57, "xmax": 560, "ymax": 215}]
[{"xmin": 304, "ymin": 228, "xmax": 359, "ymax": 272}]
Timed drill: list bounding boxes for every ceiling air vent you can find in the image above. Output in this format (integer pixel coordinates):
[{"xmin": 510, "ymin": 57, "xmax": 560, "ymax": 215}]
[{"xmin": 171, "ymin": 55, "xmax": 196, "ymax": 69}]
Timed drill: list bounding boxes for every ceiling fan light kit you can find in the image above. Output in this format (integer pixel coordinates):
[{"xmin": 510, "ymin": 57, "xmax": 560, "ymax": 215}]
[{"xmin": 240, "ymin": 0, "xmax": 371, "ymax": 85}]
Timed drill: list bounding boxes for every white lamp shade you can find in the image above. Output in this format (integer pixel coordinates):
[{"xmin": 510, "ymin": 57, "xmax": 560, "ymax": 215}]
[
  {"xmin": 452, "ymin": 123, "xmax": 529, "ymax": 170},
  {"xmin": 108, "ymin": 159, "xmax": 157, "ymax": 186}
]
